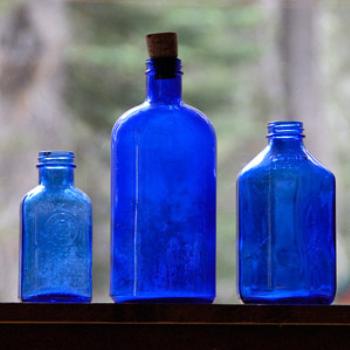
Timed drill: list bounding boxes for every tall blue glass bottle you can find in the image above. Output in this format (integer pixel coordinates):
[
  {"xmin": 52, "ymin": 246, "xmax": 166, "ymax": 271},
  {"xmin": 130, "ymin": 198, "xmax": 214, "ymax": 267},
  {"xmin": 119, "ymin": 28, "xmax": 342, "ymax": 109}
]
[
  {"xmin": 238, "ymin": 121, "xmax": 336, "ymax": 304},
  {"xmin": 20, "ymin": 151, "xmax": 92, "ymax": 303},
  {"xmin": 110, "ymin": 33, "xmax": 216, "ymax": 303}
]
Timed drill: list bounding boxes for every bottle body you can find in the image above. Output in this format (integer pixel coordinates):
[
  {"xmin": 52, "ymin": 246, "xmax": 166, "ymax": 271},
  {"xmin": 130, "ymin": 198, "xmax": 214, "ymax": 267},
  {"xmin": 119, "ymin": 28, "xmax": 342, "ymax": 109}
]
[
  {"xmin": 20, "ymin": 152, "xmax": 92, "ymax": 303},
  {"xmin": 238, "ymin": 122, "xmax": 336, "ymax": 304},
  {"xmin": 110, "ymin": 59, "xmax": 216, "ymax": 303}
]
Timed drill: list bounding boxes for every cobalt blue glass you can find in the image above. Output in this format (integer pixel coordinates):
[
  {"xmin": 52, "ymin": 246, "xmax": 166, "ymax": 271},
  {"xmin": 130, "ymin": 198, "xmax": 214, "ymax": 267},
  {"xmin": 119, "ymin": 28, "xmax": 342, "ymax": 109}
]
[
  {"xmin": 238, "ymin": 121, "xmax": 336, "ymax": 304},
  {"xmin": 20, "ymin": 151, "xmax": 92, "ymax": 303},
  {"xmin": 110, "ymin": 58, "xmax": 216, "ymax": 303}
]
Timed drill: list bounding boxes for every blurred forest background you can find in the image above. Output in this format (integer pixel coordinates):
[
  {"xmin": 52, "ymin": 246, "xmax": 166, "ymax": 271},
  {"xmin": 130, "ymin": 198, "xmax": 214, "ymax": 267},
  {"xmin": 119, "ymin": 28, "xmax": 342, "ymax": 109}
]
[{"xmin": 0, "ymin": 0, "xmax": 349, "ymax": 302}]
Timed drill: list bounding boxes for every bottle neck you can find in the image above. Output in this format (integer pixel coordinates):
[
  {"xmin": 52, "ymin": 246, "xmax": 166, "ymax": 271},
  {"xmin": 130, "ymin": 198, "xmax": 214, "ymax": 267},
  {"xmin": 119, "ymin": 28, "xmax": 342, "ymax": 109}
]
[
  {"xmin": 39, "ymin": 166, "xmax": 74, "ymax": 187},
  {"xmin": 267, "ymin": 121, "xmax": 305, "ymax": 152},
  {"xmin": 37, "ymin": 151, "xmax": 75, "ymax": 188},
  {"xmin": 145, "ymin": 58, "xmax": 182, "ymax": 104},
  {"xmin": 268, "ymin": 137, "xmax": 305, "ymax": 152}
]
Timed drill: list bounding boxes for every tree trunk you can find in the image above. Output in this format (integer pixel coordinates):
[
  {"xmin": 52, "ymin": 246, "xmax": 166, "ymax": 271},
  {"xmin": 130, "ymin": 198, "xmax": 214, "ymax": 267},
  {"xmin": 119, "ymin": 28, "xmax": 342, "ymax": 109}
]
[
  {"xmin": 278, "ymin": 0, "xmax": 328, "ymax": 159},
  {"xmin": 0, "ymin": 0, "xmax": 69, "ymax": 300}
]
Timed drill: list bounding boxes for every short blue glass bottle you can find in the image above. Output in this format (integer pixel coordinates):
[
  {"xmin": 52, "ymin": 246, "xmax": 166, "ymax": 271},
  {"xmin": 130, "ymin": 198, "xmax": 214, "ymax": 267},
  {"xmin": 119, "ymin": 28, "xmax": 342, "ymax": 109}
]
[
  {"xmin": 237, "ymin": 121, "xmax": 336, "ymax": 304},
  {"xmin": 110, "ymin": 35, "xmax": 216, "ymax": 303},
  {"xmin": 20, "ymin": 151, "xmax": 92, "ymax": 303}
]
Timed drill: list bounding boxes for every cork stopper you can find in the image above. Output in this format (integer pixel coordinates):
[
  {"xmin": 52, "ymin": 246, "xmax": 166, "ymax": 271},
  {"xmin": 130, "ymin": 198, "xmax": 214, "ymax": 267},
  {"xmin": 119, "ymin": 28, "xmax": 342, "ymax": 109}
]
[{"xmin": 146, "ymin": 32, "xmax": 178, "ymax": 59}]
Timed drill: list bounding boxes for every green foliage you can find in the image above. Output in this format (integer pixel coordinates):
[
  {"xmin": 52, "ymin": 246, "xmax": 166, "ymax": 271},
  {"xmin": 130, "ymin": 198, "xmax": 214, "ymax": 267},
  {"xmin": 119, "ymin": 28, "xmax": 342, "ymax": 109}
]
[{"xmin": 65, "ymin": 2, "xmax": 262, "ymax": 130}]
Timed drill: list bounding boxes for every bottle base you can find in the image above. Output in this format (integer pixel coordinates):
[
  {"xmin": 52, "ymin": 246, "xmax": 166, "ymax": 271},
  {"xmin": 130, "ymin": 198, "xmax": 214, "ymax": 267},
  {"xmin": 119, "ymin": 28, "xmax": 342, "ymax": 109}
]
[
  {"xmin": 111, "ymin": 295, "xmax": 214, "ymax": 304},
  {"xmin": 21, "ymin": 293, "xmax": 91, "ymax": 303},
  {"xmin": 240, "ymin": 291, "xmax": 334, "ymax": 305}
]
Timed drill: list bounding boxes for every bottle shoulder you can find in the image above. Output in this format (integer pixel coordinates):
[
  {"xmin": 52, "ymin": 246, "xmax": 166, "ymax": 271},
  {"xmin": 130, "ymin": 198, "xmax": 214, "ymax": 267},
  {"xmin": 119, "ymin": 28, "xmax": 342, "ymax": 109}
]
[
  {"xmin": 238, "ymin": 146, "xmax": 334, "ymax": 181},
  {"xmin": 22, "ymin": 185, "xmax": 45, "ymax": 205},
  {"xmin": 111, "ymin": 101, "xmax": 216, "ymax": 140},
  {"xmin": 22, "ymin": 185, "xmax": 92, "ymax": 208},
  {"xmin": 302, "ymin": 149, "xmax": 335, "ymax": 178},
  {"xmin": 238, "ymin": 147, "xmax": 270, "ymax": 178},
  {"xmin": 69, "ymin": 187, "xmax": 92, "ymax": 205},
  {"xmin": 112, "ymin": 102, "xmax": 148, "ymax": 133},
  {"xmin": 181, "ymin": 102, "xmax": 216, "ymax": 136}
]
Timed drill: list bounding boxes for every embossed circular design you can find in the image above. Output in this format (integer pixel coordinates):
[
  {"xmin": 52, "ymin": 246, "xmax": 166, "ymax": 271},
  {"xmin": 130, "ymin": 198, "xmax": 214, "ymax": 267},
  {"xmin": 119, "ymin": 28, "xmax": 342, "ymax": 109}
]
[{"xmin": 45, "ymin": 211, "xmax": 80, "ymax": 245}]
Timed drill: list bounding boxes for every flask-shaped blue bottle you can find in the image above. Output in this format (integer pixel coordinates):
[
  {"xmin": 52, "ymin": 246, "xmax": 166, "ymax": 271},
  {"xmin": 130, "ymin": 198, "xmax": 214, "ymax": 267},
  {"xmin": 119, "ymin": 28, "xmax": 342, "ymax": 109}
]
[
  {"xmin": 110, "ymin": 33, "xmax": 216, "ymax": 303},
  {"xmin": 238, "ymin": 121, "xmax": 336, "ymax": 304},
  {"xmin": 20, "ymin": 151, "xmax": 92, "ymax": 302}
]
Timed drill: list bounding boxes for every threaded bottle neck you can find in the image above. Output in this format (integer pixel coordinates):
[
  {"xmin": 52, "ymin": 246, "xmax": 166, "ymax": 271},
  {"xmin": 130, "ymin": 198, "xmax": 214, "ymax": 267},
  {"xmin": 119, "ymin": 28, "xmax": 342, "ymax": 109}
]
[
  {"xmin": 38, "ymin": 151, "xmax": 75, "ymax": 168},
  {"xmin": 267, "ymin": 121, "xmax": 304, "ymax": 139},
  {"xmin": 38, "ymin": 151, "xmax": 75, "ymax": 187}
]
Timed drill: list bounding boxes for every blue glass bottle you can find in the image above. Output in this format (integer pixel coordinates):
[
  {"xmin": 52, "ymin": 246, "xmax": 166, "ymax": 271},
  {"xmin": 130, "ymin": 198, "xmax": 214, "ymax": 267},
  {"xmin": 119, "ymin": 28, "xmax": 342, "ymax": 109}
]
[
  {"xmin": 238, "ymin": 121, "xmax": 336, "ymax": 304},
  {"xmin": 110, "ymin": 33, "xmax": 216, "ymax": 303},
  {"xmin": 20, "ymin": 151, "xmax": 92, "ymax": 303}
]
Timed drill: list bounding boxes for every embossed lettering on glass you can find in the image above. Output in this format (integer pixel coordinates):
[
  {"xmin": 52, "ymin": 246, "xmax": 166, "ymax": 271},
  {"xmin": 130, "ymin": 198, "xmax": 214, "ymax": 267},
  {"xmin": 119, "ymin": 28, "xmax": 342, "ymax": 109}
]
[
  {"xmin": 237, "ymin": 121, "xmax": 336, "ymax": 304},
  {"xmin": 20, "ymin": 151, "xmax": 92, "ymax": 303}
]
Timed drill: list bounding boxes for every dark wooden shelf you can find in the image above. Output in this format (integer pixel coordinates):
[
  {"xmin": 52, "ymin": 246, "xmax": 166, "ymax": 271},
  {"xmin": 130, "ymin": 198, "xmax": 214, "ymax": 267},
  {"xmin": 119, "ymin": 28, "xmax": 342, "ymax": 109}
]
[{"xmin": 1, "ymin": 303, "xmax": 350, "ymax": 349}]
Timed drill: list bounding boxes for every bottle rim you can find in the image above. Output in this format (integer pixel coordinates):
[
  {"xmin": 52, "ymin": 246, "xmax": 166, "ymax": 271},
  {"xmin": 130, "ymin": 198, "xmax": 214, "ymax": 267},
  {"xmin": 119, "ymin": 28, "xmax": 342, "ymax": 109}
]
[
  {"xmin": 267, "ymin": 120, "xmax": 304, "ymax": 138},
  {"xmin": 37, "ymin": 151, "xmax": 75, "ymax": 168}
]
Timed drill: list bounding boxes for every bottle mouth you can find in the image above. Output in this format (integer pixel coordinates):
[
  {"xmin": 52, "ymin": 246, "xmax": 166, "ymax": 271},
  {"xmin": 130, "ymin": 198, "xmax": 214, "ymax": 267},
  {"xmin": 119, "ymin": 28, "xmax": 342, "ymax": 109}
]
[
  {"xmin": 267, "ymin": 121, "xmax": 304, "ymax": 138},
  {"xmin": 145, "ymin": 58, "xmax": 182, "ymax": 79},
  {"xmin": 37, "ymin": 151, "xmax": 75, "ymax": 167}
]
